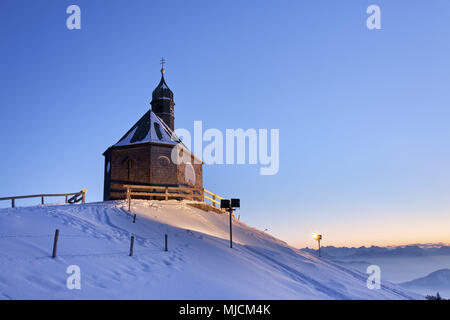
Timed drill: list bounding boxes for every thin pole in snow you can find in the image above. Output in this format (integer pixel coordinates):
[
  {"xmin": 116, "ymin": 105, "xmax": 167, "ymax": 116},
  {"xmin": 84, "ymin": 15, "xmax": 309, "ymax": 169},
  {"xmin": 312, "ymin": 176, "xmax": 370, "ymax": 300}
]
[
  {"xmin": 52, "ymin": 229, "xmax": 60, "ymax": 258},
  {"xmin": 129, "ymin": 236, "xmax": 135, "ymax": 256},
  {"xmin": 133, "ymin": 214, "xmax": 136, "ymax": 223},
  {"xmin": 229, "ymin": 208, "xmax": 233, "ymax": 248},
  {"xmin": 313, "ymin": 234, "xmax": 323, "ymax": 257},
  {"xmin": 318, "ymin": 239, "xmax": 321, "ymax": 257},
  {"xmin": 165, "ymin": 234, "xmax": 168, "ymax": 251}
]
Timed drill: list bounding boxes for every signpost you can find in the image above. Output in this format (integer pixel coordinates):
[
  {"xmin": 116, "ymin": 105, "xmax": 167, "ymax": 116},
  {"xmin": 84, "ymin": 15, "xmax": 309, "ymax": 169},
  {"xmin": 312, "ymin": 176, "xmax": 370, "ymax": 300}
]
[{"xmin": 221, "ymin": 198, "xmax": 240, "ymax": 248}]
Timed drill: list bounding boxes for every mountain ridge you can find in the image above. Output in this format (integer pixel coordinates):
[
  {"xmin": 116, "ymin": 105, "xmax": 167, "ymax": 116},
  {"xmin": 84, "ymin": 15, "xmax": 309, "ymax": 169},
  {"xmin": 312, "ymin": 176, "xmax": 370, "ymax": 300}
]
[{"xmin": 301, "ymin": 244, "xmax": 450, "ymax": 259}]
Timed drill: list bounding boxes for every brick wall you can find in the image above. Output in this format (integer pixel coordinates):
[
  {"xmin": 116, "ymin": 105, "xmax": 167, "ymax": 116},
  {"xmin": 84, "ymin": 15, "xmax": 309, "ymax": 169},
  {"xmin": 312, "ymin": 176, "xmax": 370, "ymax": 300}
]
[
  {"xmin": 110, "ymin": 145, "xmax": 151, "ymax": 184},
  {"xmin": 104, "ymin": 143, "xmax": 203, "ymax": 200},
  {"xmin": 149, "ymin": 145, "xmax": 178, "ymax": 185},
  {"xmin": 177, "ymin": 154, "xmax": 203, "ymax": 189}
]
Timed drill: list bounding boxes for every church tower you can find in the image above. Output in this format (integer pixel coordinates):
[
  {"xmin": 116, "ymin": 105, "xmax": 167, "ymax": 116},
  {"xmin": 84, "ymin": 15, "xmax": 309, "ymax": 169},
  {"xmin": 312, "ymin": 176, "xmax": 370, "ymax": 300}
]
[{"xmin": 150, "ymin": 59, "xmax": 175, "ymax": 131}]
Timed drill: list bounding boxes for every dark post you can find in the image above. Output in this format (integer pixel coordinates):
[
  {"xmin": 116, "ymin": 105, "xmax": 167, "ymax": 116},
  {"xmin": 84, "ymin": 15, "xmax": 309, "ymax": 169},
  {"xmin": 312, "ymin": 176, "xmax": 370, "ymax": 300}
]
[
  {"xmin": 318, "ymin": 239, "xmax": 321, "ymax": 257},
  {"xmin": 65, "ymin": 194, "xmax": 68, "ymax": 204},
  {"xmin": 129, "ymin": 236, "xmax": 135, "ymax": 256},
  {"xmin": 313, "ymin": 234, "xmax": 323, "ymax": 257},
  {"xmin": 133, "ymin": 214, "xmax": 136, "ymax": 223},
  {"xmin": 41, "ymin": 196, "xmax": 44, "ymax": 205},
  {"xmin": 11, "ymin": 199, "xmax": 15, "ymax": 208},
  {"xmin": 229, "ymin": 208, "xmax": 233, "ymax": 248},
  {"xmin": 52, "ymin": 229, "xmax": 60, "ymax": 258},
  {"xmin": 165, "ymin": 234, "xmax": 168, "ymax": 251}
]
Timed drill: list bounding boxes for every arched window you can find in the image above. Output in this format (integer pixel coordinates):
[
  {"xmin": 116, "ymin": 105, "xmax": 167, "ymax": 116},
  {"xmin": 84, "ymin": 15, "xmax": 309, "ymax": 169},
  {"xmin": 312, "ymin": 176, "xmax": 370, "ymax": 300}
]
[
  {"xmin": 127, "ymin": 159, "xmax": 134, "ymax": 180},
  {"xmin": 158, "ymin": 155, "xmax": 170, "ymax": 167},
  {"xmin": 122, "ymin": 157, "xmax": 135, "ymax": 181}
]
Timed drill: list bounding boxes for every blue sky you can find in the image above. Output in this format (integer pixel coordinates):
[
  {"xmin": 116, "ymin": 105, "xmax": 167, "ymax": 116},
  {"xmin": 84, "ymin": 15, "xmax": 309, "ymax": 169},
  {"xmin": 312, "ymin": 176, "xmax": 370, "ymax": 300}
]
[{"xmin": 1, "ymin": 0, "xmax": 449, "ymax": 247}]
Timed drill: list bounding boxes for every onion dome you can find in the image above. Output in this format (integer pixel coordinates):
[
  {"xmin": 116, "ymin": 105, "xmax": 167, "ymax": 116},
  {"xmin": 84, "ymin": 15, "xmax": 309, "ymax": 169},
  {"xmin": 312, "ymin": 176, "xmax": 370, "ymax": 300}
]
[{"xmin": 151, "ymin": 68, "xmax": 174, "ymax": 102}]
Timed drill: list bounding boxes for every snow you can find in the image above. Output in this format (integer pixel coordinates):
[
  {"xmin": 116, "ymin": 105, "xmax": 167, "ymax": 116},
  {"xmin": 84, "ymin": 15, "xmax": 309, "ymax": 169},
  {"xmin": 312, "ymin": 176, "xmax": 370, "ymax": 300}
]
[
  {"xmin": 149, "ymin": 112, "xmax": 175, "ymax": 144},
  {"xmin": 0, "ymin": 200, "xmax": 422, "ymax": 300},
  {"xmin": 113, "ymin": 111, "xmax": 178, "ymax": 148},
  {"xmin": 114, "ymin": 126, "xmax": 138, "ymax": 147}
]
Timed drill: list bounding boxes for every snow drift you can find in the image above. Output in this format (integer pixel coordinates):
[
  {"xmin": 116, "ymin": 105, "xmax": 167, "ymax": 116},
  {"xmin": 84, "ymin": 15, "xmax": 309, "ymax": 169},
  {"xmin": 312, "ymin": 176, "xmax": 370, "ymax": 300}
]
[{"xmin": 0, "ymin": 200, "xmax": 422, "ymax": 299}]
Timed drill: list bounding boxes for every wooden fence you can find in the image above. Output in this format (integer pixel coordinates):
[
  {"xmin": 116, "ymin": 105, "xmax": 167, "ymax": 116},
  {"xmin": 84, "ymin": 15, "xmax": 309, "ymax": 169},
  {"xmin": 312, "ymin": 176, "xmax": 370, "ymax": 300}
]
[
  {"xmin": 203, "ymin": 188, "xmax": 224, "ymax": 207},
  {"xmin": 124, "ymin": 184, "xmax": 225, "ymax": 211},
  {"xmin": 0, "ymin": 189, "xmax": 87, "ymax": 208}
]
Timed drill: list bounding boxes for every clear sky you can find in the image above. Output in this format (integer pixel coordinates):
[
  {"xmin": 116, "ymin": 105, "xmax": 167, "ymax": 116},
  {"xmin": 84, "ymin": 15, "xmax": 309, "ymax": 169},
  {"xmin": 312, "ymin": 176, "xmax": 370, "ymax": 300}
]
[{"xmin": 1, "ymin": 1, "xmax": 449, "ymax": 248}]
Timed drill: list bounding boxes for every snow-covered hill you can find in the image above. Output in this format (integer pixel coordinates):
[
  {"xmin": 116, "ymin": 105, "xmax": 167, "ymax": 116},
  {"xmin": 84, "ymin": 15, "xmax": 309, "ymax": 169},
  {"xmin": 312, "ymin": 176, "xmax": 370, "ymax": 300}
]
[{"xmin": 0, "ymin": 200, "xmax": 422, "ymax": 299}]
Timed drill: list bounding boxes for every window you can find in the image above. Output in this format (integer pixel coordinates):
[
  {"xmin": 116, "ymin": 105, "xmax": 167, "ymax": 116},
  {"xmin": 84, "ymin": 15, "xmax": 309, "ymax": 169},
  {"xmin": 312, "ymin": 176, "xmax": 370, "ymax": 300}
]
[
  {"xmin": 122, "ymin": 157, "xmax": 135, "ymax": 181},
  {"xmin": 127, "ymin": 159, "xmax": 134, "ymax": 180},
  {"xmin": 158, "ymin": 155, "xmax": 170, "ymax": 167}
]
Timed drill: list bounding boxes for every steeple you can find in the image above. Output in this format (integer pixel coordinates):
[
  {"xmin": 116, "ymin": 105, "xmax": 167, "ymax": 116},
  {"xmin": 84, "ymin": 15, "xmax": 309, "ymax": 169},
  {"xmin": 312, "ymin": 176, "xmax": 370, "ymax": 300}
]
[{"xmin": 151, "ymin": 58, "xmax": 175, "ymax": 130}]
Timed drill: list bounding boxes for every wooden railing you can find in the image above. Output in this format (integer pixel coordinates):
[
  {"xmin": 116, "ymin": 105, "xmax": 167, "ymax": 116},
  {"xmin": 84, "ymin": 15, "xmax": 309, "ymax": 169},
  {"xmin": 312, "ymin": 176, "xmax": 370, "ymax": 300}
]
[
  {"xmin": 124, "ymin": 185, "xmax": 203, "ymax": 211},
  {"xmin": 124, "ymin": 184, "xmax": 225, "ymax": 211},
  {"xmin": 0, "ymin": 189, "xmax": 87, "ymax": 208},
  {"xmin": 203, "ymin": 188, "xmax": 224, "ymax": 207}
]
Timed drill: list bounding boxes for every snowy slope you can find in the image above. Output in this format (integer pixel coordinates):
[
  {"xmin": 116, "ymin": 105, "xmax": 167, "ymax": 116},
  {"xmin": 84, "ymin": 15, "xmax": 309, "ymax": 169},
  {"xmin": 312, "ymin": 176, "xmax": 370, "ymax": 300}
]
[{"xmin": 0, "ymin": 200, "xmax": 422, "ymax": 300}]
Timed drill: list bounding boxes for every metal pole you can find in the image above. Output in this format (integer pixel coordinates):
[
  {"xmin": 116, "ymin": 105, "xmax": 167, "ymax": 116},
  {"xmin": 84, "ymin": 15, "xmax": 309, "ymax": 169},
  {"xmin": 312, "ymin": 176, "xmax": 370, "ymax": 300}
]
[
  {"xmin": 318, "ymin": 239, "xmax": 321, "ymax": 257},
  {"xmin": 229, "ymin": 208, "xmax": 233, "ymax": 248},
  {"xmin": 165, "ymin": 234, "xmax": 168, "ymax": 251}
]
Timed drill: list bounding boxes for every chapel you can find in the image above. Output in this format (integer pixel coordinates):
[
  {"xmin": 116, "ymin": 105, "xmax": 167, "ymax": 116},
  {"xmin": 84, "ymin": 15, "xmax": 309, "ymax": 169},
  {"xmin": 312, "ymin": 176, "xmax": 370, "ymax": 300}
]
[{"xmin": 103, "ymin": 63, "xmax": 203, "ymax": 201}]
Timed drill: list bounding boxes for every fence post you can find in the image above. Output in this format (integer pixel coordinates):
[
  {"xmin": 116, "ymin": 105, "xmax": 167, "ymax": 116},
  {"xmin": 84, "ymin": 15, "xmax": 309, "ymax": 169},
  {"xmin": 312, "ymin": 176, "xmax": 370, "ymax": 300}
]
[
  {"xmin": 52, "ymin": 229, "xmax": 60, "ymax": 258},
  {"xmin": 133, "ymin": 214, "xmax": 136, "ymax": 223},
  {"xmin": 129, "ymin": 236, "xmax": 135, "ymax": 256},
  {"xmin": 127, "ymin": 187, "xmax": 131, "ymax": 212},
  {"xmin": 213, "ymin": 195, "xmax": 216, "ymax": 207},
  {"xmin": 65, "ymin": 194, "xmax": 68, "ymax": 204},
  {"xmin": 81, "ymin": 189, "xmax": 86, "ymax": 204},
  {"xmin": 11, "ymin": 199, "xmax": 15, "ymax": 208},
  {"xmin": 165, "ymin": 234, "xmax": 168, "ymax": 251},
  {"xmin": 165, "ymin": 186, "xmax": 169, "ymax": 201},
  {"xmin": 41, "ymin": 196, "xmax": 44, "ymax": 205}
]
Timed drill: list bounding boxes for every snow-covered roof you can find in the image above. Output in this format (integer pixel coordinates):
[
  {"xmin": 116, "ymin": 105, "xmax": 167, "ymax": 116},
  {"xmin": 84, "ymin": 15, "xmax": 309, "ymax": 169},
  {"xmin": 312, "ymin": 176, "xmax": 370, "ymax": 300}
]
[{"xmin": 112, "ymin": 110, "xmax": 181, "ymax": 148}]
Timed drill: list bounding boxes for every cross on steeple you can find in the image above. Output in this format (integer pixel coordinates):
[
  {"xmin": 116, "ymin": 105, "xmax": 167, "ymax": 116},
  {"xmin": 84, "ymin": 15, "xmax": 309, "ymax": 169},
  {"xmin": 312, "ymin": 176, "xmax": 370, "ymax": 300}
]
[{"xmin": 160, "ymin": 57, "xmax": 166, "ymax": 75}]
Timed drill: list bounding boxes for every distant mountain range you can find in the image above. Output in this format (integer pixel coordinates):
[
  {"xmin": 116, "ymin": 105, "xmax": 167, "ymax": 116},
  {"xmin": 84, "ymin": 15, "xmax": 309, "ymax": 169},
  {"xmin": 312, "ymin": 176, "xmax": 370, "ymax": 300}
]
[
  {"xmin": 301, "ymin": 244, "xmax": 450, "ymax": 259},
  {"xmin": 400, "ymin": 269, "xmax": 450, "ymax": 298}
]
